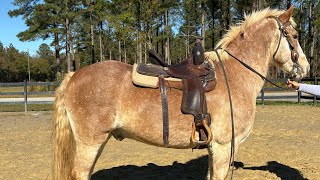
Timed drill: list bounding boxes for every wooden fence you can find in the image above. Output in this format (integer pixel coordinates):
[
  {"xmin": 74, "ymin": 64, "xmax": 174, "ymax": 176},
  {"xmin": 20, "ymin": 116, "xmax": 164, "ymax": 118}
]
[
  {"xmin": 259, "ymin": 77, "xmax": 320, "ymax": 105},
  {"xmin": 0, "ymin": 80, "xmax": 60, "ymax": 112}
]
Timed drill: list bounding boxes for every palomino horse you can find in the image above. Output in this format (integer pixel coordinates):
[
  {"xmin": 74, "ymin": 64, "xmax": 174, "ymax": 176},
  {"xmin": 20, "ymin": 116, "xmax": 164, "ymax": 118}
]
[{"xmin": 53, "ymin": 7, "xmax": 309, "ymax": 180}]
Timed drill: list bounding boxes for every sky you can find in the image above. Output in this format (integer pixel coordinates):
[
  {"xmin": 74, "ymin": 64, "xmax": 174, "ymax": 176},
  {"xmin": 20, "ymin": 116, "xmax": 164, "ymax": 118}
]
[{"xmin": 0, "ymin": 1, "xmax": 51, "ymax": 56}]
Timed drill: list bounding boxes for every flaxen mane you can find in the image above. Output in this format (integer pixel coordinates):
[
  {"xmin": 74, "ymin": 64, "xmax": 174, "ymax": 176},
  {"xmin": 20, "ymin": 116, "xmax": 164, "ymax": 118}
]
[{"xmin": 205, "ymin": 8, "xmax": 295, "ymax": 62}]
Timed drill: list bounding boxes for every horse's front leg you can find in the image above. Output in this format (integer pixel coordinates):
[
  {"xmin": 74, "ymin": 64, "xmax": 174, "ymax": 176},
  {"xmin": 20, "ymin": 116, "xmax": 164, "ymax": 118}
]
[{"xmin": 207, "ymin": 142, "xmax": 232, "ymax": 180}]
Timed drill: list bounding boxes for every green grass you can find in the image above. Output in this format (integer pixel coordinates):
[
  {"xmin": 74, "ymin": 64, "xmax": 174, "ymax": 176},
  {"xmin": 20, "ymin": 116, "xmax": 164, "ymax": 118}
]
[
  {"xmin": 0, "ymin": 104, "xmax": 53, "ymax": 112},
  {"xmin": 0, "ymin": 86, "xmax": 55, "ymax": 98},
  {"xmin": 0, "ymin": 86, "xmax": 24, "ymax": 92},
  {"xmin": 256, "ymin": 100, "xmax": 320, "ymax": 106}
]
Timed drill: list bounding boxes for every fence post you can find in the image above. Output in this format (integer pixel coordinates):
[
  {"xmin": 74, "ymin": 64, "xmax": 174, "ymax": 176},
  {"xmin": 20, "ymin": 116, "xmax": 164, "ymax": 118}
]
[
  {"xmin": 314, "ymin": 77, "xmax": 317, "ymax": 105},
  {"xmin": 24, "ymin": 79, "xmax": 27, "ymax": 112},
  {"xmin": 261, "ymin": 88, "xmax": 265, "ymax": 105},
  {"xmin": 298, "ymin": 79, "xmax": 301, "ymax": 103}
]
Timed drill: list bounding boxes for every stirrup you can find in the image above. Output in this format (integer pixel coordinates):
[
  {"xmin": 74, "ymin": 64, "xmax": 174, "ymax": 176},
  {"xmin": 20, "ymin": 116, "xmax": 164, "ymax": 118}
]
[{"xmin": 191, "ymin": 119, "xmax": 212, "ymax": 146}]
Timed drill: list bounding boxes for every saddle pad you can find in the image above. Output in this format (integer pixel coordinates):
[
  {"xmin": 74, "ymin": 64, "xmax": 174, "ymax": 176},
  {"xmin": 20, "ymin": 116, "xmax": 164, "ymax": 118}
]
[{"xmin": 132, "ymin": 63, "xmax": 181, "ymax": 88}]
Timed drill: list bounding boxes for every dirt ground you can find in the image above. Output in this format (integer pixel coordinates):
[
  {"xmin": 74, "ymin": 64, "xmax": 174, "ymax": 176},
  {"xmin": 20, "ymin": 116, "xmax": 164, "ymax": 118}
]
[{"xmin": 0, "ymin": 105, "xmax": 319, "ymax": 180}]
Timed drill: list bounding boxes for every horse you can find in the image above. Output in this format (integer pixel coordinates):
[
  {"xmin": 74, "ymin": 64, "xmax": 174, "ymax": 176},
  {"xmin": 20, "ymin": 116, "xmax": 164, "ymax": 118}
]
[{"xmin": 53, "ymin": 6, "xmax": 309, "ymax": 180}]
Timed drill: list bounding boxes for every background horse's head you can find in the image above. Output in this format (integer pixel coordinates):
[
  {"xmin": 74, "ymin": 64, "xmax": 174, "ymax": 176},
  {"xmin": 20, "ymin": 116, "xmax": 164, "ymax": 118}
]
[{"xmin": 272, "ymin": 6, "xmax": 309, "ymax": 79}]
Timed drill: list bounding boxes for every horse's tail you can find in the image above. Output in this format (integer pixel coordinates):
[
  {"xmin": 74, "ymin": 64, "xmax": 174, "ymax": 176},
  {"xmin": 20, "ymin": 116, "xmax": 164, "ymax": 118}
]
[{"xmin": 53, "ymin": 72, "xmax": 75, "ymax": 180}]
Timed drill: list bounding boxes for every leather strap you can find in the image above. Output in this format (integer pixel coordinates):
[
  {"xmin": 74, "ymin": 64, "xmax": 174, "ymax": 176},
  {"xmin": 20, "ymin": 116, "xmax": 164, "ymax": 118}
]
[
  {"xmin": 214, "ymin": 50, "xmax": 235, "ymax": 179},
  {"xmin": 159, "ymin": 75, "xmax": 169, "ymax": 147}
]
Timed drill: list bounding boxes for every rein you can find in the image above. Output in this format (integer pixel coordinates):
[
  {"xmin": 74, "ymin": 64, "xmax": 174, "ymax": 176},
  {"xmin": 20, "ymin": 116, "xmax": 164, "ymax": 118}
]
[
  {"xmin": 223, "ymin": 49, "xmax": 288, "ymax": 90},
  {"xmin": 214, "ymin": 50, "xmax": 236, "ymax": 179}
]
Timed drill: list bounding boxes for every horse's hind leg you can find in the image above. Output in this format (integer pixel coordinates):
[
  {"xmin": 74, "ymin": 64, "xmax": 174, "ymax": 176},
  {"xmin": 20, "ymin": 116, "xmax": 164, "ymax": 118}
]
[{"xmin": 72, "ymin": 133, "xmax": 112, "ymax": 180}]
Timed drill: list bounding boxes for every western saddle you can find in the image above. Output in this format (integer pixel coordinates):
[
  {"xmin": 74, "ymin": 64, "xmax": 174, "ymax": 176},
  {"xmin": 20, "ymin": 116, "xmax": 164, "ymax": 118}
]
[{"xmin": 136, "ymin": 41, "xmax": 216, "ymax": 148}]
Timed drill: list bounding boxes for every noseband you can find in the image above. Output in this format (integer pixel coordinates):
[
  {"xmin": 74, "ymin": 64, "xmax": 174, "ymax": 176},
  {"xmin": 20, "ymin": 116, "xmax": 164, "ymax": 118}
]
[{"xmin": 273, "ymin": 17, "xmax": 300, "ymax": 78}]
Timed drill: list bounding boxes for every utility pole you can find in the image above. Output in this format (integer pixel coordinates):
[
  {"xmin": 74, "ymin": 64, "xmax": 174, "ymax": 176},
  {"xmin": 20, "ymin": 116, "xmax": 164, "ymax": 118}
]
[{"xmin": 180, "ymin": 25, "xmax": 200, "ymax": 58}]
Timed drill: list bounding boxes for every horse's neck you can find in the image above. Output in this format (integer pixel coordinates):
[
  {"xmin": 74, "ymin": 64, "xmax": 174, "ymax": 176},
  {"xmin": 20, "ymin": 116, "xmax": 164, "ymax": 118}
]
[{"xmin": 224, "ymin": 19, "xmax": 278, "ymax": 96}]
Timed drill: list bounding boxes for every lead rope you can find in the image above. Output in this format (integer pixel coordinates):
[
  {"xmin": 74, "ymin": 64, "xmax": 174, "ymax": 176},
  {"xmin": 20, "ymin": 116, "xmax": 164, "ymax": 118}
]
[{"xmin": 214, "ymin": 50, "xmax": 235, "ymax": 180}]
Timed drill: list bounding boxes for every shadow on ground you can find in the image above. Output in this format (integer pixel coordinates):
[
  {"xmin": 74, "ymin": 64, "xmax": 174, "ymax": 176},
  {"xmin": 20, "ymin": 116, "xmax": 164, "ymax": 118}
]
[
  {"xmin": 92, "ymin": 156, "xmax": 307, "ymax": 180},
  {"xmin": 234, "ymin": 161, "xmax": 308, "ymax": 180}
]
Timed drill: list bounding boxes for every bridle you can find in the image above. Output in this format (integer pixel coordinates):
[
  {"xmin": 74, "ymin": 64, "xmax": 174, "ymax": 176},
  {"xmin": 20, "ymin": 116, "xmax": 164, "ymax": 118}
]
[{"xmin": 273, "ymin": 17, "xmax": 301, "ymax": 78}]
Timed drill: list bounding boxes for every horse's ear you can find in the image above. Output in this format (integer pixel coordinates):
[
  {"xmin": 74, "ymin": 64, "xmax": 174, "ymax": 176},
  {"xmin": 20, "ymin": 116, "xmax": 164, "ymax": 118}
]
[{"xmin": 279, "ymin": 5, "xmax": 294, "ymax": 23}]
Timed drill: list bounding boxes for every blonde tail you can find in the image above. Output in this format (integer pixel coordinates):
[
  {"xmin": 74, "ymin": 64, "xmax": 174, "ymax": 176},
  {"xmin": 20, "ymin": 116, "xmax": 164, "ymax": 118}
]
[{"xmin": 53, "ymin": 72, "xmax": 75, "ymax": 180}]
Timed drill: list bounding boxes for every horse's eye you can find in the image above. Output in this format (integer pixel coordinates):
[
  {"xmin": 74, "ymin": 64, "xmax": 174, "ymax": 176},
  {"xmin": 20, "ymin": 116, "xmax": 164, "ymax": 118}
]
[{"xmin": 293, "ymin": 34, "xmax": 298, "ymax": 39}]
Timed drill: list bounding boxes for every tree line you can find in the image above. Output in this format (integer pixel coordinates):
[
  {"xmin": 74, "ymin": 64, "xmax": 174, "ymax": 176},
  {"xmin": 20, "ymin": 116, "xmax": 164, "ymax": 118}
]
[
  {"xmin": 0, "ymin": 42, "xmax": 55, "ymax": 82},
  {"xmin": 2, "ymin": 0, "xmax": 320, "ymax": 82}
]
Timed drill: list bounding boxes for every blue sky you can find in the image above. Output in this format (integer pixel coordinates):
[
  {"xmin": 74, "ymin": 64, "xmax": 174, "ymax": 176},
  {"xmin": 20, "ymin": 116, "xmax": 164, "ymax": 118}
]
[{"xmin": 0, "ymin": 1, "xmax": 50, "ymax": 55}]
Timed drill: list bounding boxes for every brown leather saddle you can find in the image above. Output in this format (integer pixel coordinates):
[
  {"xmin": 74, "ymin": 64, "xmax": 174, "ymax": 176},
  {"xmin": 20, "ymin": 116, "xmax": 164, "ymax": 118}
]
[{"xmin": 137, "ymin": 42, "xmax": 216, "ymax": 147}]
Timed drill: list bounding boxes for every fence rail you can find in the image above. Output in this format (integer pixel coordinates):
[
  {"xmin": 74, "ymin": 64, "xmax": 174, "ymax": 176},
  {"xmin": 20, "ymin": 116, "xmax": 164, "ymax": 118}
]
[
  {"xmin": 0, "ymin": 80, "xmax": 60, "ymax": 112},
  {"xmin": 259, "ymin": 77, "xmax": 320, "ymax": 105}
]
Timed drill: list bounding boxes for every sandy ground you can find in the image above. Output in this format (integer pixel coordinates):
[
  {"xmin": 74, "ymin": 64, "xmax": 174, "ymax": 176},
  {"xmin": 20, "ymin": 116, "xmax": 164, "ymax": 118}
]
[{"xmin": 0, "ymin": 105, "xmax": 319, "ymax": 180}]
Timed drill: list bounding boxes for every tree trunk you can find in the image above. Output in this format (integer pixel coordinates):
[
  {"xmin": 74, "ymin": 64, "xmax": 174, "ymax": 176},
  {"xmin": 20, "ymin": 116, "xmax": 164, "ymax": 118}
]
[
  {"xmin": 144, "ymin": 32, "xmax": 147, "ymax": 63},
  {"xmin": 90, "ymin": 7, "xmax": 95, "ymax": 64},
  {"xmin": 99, "ymin": 21, "xmax": 104, "ymax": 62},
  {"xmin": 161, "ymin": 15, "xmax": 164, "ymax": 57},
  {"xmin": 226, "ymin": 0, "xmax": 231, "ymax": 29},
  {"xmin": 75, "ymin": 44, "xmax": 80, "ymax": 70},
  {"xmin": 118, "ymin": 40, "xmax": 121, "ymax": 62},
  {"xmin": 66, "ymin": 17, "xmax": 71, "ymax": 72},
  {"xmin": 136, "ymin": 32, "xmax": 139, "ymax": 63},
  {"xmin": 156, "ymin": 21, "xmax": 159, "ymax": 53},
  {"xmin": 137, "ymin": 31, "xmax": 142, "ymax": 64},
  {"xmin": 164, "ymin": 11, "xmax": 169, "ymax": 64},
  {"xmin": 201, "ymin": 1, "xmax": 206, "ymax": 50},
  {"xmin": 53, "ymin": 23, "xmax": 61, "ymax": 80},
  {"xmin": 308, "ymin": 2, "xmax": 315, "ymax": 77},
  {"xmin": 124, "ymin": 40, "xmax": 127, "ymax": 63},
  {"xmin": 135, "ymin": 1, "xmax": 142, "ymax": 63},
  {"xmin": 70, "ymin": 40, "xmax": 74, "ymax": 71},
  {"xmin": 187, "ymin": 25, "xmax": 190, "ymax": 58},
  {"xmin": 252, "ymin": 0, "xmax": 266, "ymax": 11},
  {"xmin": 211, "ymin": 3, "xmax": 215, "ymax": 49},
  {"xmin": 287, "ymin": 0, "xmax": 292, "ymax": 9}
]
